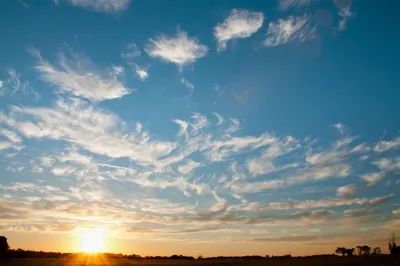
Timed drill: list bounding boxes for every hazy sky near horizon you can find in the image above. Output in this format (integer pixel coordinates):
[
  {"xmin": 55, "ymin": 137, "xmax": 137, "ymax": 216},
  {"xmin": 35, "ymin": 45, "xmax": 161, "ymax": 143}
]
[{"xmin": 0, "ymin": 0, "xmax": 400, "ymax": 256}]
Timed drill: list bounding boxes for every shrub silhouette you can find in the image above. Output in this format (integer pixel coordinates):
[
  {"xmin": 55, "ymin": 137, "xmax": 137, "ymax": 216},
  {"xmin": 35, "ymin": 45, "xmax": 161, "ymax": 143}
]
[{"xmin": 372, "ymin": 247, "xmax": 381, "ymax": 255}]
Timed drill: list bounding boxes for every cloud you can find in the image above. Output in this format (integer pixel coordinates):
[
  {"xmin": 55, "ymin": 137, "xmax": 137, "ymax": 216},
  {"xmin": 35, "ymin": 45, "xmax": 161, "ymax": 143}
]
[
  {"xmin": 279, "ymin": 0, "xmax": 316, "ymax": 10},
  {"xmin": 265, "ymin": 194, "xmax": 393, "ymax": 211},
  {"xmin": 344, "ymin": 208, "xmax": 375, "ymax": 218},
  {"xmin": 373, "ymin": 157, "xmax": 400, "ymax": 172},
  {"xmin": 251, "ymin": 235, "xmax": 318, "ymax": 242},
  {"xmin": 360, "ymin": 172, "xmax": 384, "ymax": 187},
  {"xmin": 2, "ymin": 98, "xmax": 175, "ymax": 165},
  {"xmin": 177, "ymin": 160, "xmax": 202, "ymax": 174},
  {"xmin": 393, "ymin": 209, "xmax": 400, "ymax": 216},
  {"xmin": 173, "ymin": 119, "xmax": 189, "ymax": 137},
  {"xmin": 58, "ymin": 149, "xmax": 92, "ymax": 164},
  {"xmin": 0, "ymin": 141, "xmax": 13, "ymax": 151},
  {"xmin": 373, "ymin": 137, "xmax": 400, "ymax": 152},
  {"xmin": 134, "ymin": 66, "xmax": 149, "ymax": 81},
  {"xmin": 264, "ymin": 16, "xmax": 315, "ymax": 47},
  {"xmin": 338, "ymin": 5, "xmax": 353, "ymax": 31},
  {"xmin": 336, "ymin": 184, "xmax": 359, "ymax": 197},
  {"xmin": 30, "ymin": 48, "xmax": 131, "ymax": 101},
  {"xmin": 180, "ymin": 78, "xmax": 195, "ymax": 90},
  {"xmin": 285, "ymin": 164, "xmax": 351, "ymax": 186},
  {"xmin": 145, "ymin": 30, "xmax": 208, "ymax": 67},
  {"xmin": 121, "ymin": 43, "xmax": 141, "ymax": 59},
  {"xmin": 214, "ymin": 9, "xmax": 264, "ymax": 51},
  {"xmin": 180, "ymin": 78, "xmax": 195, "ymax": 99},
  {"xmin": 1, "ymin": 68, "xmax": 39, "ymax": 99},
  {"xmin": 0, "ymin": 128, "xmax": 22, "ymax": 143},
  {"xmin": 56, "ymin": 0, "xmax": 130, "ymax": 13},
  {"xmin": 369, "ymin": 194, "xmax": 393, "ymax": 206},
  {"xmin": 51, "ymin": 166, "xmax": 76, "ymax": 176}
]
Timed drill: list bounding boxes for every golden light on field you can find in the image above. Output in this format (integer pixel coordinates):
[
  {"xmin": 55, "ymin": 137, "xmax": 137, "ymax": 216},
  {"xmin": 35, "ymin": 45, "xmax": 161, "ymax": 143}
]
[{"xmin": 79, "ymin": 228, "xmax": 105, "ymax": 253}]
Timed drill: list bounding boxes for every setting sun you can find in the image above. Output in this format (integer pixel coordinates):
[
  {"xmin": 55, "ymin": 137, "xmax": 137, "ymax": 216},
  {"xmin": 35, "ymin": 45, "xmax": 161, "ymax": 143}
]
[{"xmin": 80, "ymin": 228, "xmax": 105, "ymax": 253}]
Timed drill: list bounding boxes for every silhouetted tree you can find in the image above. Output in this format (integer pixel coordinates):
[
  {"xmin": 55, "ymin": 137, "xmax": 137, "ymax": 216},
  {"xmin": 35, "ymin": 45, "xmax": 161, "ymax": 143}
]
[
  {"xmin": 335, "ymin": 247, "xmax": 354, "ymax": 256},
  {"xmin": 362, "ymin": 245, "xmax": 371, "ymax": 255},
  {"xmin": 345, "ymin": 248, "xmax": 355, "ymax": 256},
  {"xmin": 389, "ymin": 233, "xmax": 400, "ymax": 255},
  {"xmin": 0, "ymin": 236, "xmax": 9, "ymax": 259},
  {"xmin": 335, "ymin": 247, "xmax": 346, "ymax": 256},
  {"xmin": 356, "ymin": 246, "xmax": 362, "ymax": 256},
  {"xmin": 372, "ymin": 247, "xmax": 381, "ymax": 255}
]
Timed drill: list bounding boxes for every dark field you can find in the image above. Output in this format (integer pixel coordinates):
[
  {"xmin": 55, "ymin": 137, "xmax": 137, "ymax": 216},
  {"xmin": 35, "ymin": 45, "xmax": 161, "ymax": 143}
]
[{"xmin": 1, "ymin": 257, "xmax": 400, "ymax": 266}]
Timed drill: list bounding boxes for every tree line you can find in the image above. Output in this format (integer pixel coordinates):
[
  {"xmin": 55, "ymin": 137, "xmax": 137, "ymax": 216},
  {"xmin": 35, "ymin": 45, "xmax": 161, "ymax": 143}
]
[{"xmin": 335, "ymin": 234, "xmax": 400, "ymax": 257}]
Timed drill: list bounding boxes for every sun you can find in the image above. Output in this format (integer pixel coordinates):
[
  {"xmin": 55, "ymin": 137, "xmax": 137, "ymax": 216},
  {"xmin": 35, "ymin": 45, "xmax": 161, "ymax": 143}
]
[{"xmin": 80, "ymin": 228, "xmax": 105, "ymax": 253}]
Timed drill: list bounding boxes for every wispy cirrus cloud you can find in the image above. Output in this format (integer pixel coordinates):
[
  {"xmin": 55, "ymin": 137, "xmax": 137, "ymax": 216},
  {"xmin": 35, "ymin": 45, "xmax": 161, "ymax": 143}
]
[
  {"xmin": 373, "ymin": 137, "xmax": 400, "ymax": 152},
  {"xmin": 145, "ymin": 30, "xmax": 208, "ymax": 67},
  {"xmin": 264, "ymin": 15, "xmax": 315, "ymax": 47},
  {"xmin": 30, "ymin": 48, "xmax": 131, "ymax": 101},
  {"xmin": 1, "ymin": 98, "xmax": 175, "ymax": 164},
  {"xmin": 279, "ymin": 0, "xmax": 317, "ymax": 10},
  {"xmin": 0, "ymin": 68, "xmax": 40, "ymax": 99},
  {"xmin": 121, "ymin": 43, "xmax": 141, "ymax": 59},
  {"xmin": 54, "ymin": 0, "xmax": 130, "ymax": 13},
  {"xmin": 214, "ymin": 9, "xmax": 264, "ymax": 51}
]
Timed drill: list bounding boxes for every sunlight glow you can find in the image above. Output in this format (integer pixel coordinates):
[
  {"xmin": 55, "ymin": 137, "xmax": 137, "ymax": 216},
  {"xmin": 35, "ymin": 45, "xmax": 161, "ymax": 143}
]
[{"xmin": 80, "ymin": 228, "xmax": 105, "ymax": 253}]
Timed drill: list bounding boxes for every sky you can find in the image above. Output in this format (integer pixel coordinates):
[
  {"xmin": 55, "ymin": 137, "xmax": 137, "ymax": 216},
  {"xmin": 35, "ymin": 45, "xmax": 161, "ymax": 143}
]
[{"xmin": 0, "ymin": 0, "xmax": 400, "ymax": 257}]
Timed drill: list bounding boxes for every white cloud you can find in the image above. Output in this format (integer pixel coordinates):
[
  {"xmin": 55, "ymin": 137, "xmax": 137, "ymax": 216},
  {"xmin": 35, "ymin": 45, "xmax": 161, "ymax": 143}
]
[
  {"xmin": 30, "ymin": 48, "xmax": 131, "ymax": 101},
  {"xmin": 145, "ymin": 30, "xmax": 208, "ymax": 67},
  {"xmin": 31, "ymin": 164, "xmax": 44, "ymax": 173},
  {"xmin": 286, "ymin": 164, "xmax": 351, "ymax": 185},
  {"xmin": 57, "ymin": 0, "xmax": 130, "ymax": 13},
  {"xmin": 177, "ymin": 160, "xmax": 201, "ymax": 174},
  {"xmin": 214, "ymin": 9, "xmax": 264, "ymax": 51},
  {"xmin": 3, "ymin": 98, "xmax": 176, "ymax": 165},
  {"xmin": 1, "ymin": 69, "xmax": 39, "ymax": 99},
  {"xmin": 121, "ymin": 43, "xmax": 141, "ymax": 59},
  {"xmin": 6, "ymin": 68, "xmax": 30, "ymax": 94},
  {"xmin": 51, "ymin": 166, "xmax": 76, "ymax": 176},
  {"xmin": 231, "ymin": 179, "xmax": 284, "ymax": 194},
  {"xmin": 264, "ymin": 16, "xmax": 314, "ymax": 47},
  {"xmin": 0, "ymin": 128, "xmax": 22, "ymax": 143},
  {"xmin": 360, "ymin": 172, "xmax": 384, "ymax": 187},
  {"xmin": 267, "ymin": 195, "xmax": 392, "ymax": 210},
  {"xmin": 279, "ymin": 0, "xmax": 316, "ymax": 10},
  {"xmin": 58, "ymin": 150, "xmax": 92, "ymax": 165},
  {"xmin": 373, "ymin": 137, "xmax": 400, "ymax": 152},
  {"xmin": 45, "ymin": 195, "xmax": 69, "ymax": 201},
  {"xmin": 338, "ymin": 6, "xmax": 352, "ymax": 31},
  {"xmin": 0, "ymin": 141, "xmax": 13, "ymax": 150},
  {"xmin": 351, "ymin": 143, "xmax": 370, "ymax": 153},
  {"xmin": 369, "ymin": 194, "xmax": 393, "ymax": 206},
  {"xmin": 393, "ymin": 209, "xmax": 400, "ymax": 216},
  {"xmin": 180, "ymin": 78, "xmax": 195, "ymax": 90},
  {"xmin": 373, "ymin": 157, "xmax": 400, "ymax": 172},
  {"xmin": 40, "ymin": 156, "xmax": 56, "ymax": 168},
  {"xmin": 173, "ymin": 119, "xmax": 189, "ymax": 138},
  {"xmin": 135, "ymin": 67, "xmax": 149, "ymax": 81},
  {"xmin": 336, "ymin": 184, "xmax": 359, "ymax": 197}
]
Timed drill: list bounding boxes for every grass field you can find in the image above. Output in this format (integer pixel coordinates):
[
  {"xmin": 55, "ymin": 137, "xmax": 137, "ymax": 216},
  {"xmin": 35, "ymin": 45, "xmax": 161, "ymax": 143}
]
[{"xmin": 1, "ymin": 257, "xmax": 400, "ymax": 266}]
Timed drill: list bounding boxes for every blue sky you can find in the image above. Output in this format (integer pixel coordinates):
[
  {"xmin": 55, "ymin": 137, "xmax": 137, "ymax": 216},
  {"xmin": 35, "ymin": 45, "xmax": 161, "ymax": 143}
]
[{"xmin": 0, "ymin": 0, "xmax": 400, "ymax": 256}]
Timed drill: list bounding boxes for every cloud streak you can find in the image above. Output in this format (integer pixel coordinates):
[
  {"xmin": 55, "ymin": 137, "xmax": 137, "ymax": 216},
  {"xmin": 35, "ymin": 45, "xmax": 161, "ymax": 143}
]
[{"xmin": 214, "ymin": 9, "xmax": 264, "ymax": 51}]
